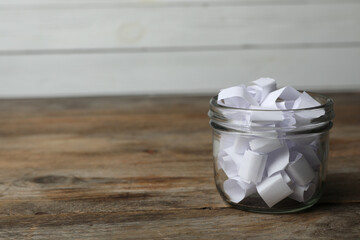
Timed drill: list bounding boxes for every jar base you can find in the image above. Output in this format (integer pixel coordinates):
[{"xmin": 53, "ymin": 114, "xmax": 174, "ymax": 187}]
[{"xmin": 219, "ymin": 185, "xmax": 323, "ymax": 214}]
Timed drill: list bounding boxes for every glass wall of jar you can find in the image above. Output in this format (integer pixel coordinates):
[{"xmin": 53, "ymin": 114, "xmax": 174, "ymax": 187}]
[{"xmin": 208, "ymin": 93, "xmax": 334, "ymax": 213}]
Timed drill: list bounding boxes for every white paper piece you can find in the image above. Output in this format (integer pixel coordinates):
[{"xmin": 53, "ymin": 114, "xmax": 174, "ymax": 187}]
[
  {"xmin": 303, "ymin": 183, "xmax": 316, "ymax": 201},
  {"xmin": 228, "ymin": 152, "xmax": 245, "ymax": 168},
  {"xmin": 295, "ymin": 145, "xmax": 321, "ymax": 169},
  {"xmin": 217, "ymin": 155, "xmax": 226, "ymax": 171},
  {"xmin": 247, "ymin": 85, "xmax": 263, "ymax": 103},
  {"xmin": 238, "ymin": 150, "xmax": 267, "ymax": 183},
  {"xmin": 249, "ymin": 106, "xmax": 285, "ymax": 122},
  {"xmin": 266, "ymin": 146, "xmax": 290, "ymax": 176},
  {"xmin": 292, "ymin": 91, "xmax": 325, "ymax": 121},
  {"xmin": 250, "ymin": 122, "xmax": 276, "ymax": 127},
  {"xmin": 224, "ymin": 136, "xmax": 249, "ymax": 155},
  {"xmin": 294, "ymin": 109, "xmax": 325, "ymax": 124},
  {"xmin": 286, "ymin": 153, "xmax": 315, "ymax": 186},
  {"xmin": 292, "ymin": 91, "xmax": 321, "ymax": 109},
  {"xmin": 220, "ymin": 110, "xmax": 251, "ymax": 127},
  {"xmin": 289, "ymin": 183, "xmax": 316, "ymax": 202},
  {"xmin": 261, "ymin": 86, "xmax": 301, "ymax": 108},
  {"xmin": 251, "ymin": 78, "xmax": 277, "ymax": 102},
  {"xmin": 224, "ymin": 177, "xmax": 256, "ymax": 203},
  {"xmin": 277, "ymin": 115, "xmax": 296, "ymax": 128},
  {"xmin": 276, "ymin": 101, "xmax": 286, "ymax": 110},
  {"xmin": 218, "ymin": 85, "xmax": 259, "ymax": 108},
  {"xmin": 218, "ymin": 155, "xmax": 238, "ymax": 178},
  {"xmin": 249, "ymin": 138, "xmax": 283, "ymax": 154},
  {"xmin": 216, "ymin": 133, "xmax": 236, "ymax": 166},
  {"xmin": 216, "ymin": 150, "xmax": 228, "ymax": 170},
  {"xmin": 219, "ymin": 133, "xmax": 237, "ymax": 150},
  {"xmin": 310, "ymin": 137, "xmax": 321, "ymax": 149},
  {"xmin": 256, "ymin": 171, "xmax": 294, "ymax": 207},
  {"xmin": 281, "ymin": 171, "xmax": 293, "ymax": 184},
  {"xmin": 276, "ymin": 100, "xmax": 295, "ymax": 110}
]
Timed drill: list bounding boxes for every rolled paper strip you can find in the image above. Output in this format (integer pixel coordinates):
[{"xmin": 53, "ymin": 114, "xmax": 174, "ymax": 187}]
[
  {"xmin": 224, "ymin": 177, "xmax": 257, "ymax": 203},
  {"xmin": 217, "ymin": 155, "xmax": 226, "ymax": 171},
  {"xmin": 289, "ymin": 183, "xmax": 316, "ymax": 202},
  {"xmin": 213, "ymin": 137, "xmax": 221, "ymax": 160},
  {"xmin": 227, "ymin": 152, "xmax": 244, "ymax": 169},
  {"xmin": 224, "ymin": 136, "xmax": 249, "ymax": 155},
  {"xmin": 276, "ymin": 100, "xmax": 295, "ymax": 110},
  {"xmin": 286, "ymin": 153, "xmax": 315, "ymax": 186},
  {"xmin": 261, "ymin": 86, "xmax": 301, "ymax": 108},
  {"xmin": 247, "ymin": 85, "xmax": 263, "ymax": 103},
  {"xmin": 238, "ymin": 150, "xmax": 267, "ymax": 183},
  {"xmin": 266, "ymin": 146, "xmax": 290, "ymax": 177},
  {"xmin": 310, "ymin": 137, "xmax": 321, "ymax": 149},
  {"xmin": 256, "ymin": 171, "xmax": 294, "ymax": 207},
  {"xmin": 277, "ymin": 114, "xmax": 296, "ymax": 127},
  {"xmin": 251, "ymin": 78, "xmax": 277, "ymax": 102},
  {"xmin": 296, "ymin": 145, "xmax": 321, "ymax": 170},
  {"xmin": 310, "ymin": 139, "xmax": 322, "ymax": 158},
  {"xmin": 252, "ymin": 77, "xmax": 276, "ymax": 87},
  {"xmin": 281, "ymin": 171, "xmax": 293, "ymax": 184},
  {"xmin": 218, "ymin": 85, "xmax": 259, "ymax": 108},
  {"xmin": 249, "ymin": 106, "xmax": 285, "ymax": 122},
  {"xmin": 216, "ymin": 133, "xmax": 236, "ymax": 165},
  {"xmin": 276, "ymin": 101, "xmax": 286, "ymax": 110},
  {"xmin": 292, "ymin": 92, "xmax": 324, "ymax": 122},
  {"xmin": 292, "ymin": 91, "xmax": 321, "ymax": 109},
  {"xmin": 285, "ymin": 100, "xmax": 295, "ymax": 109},
  {"xmin": 219, "ymin": 133, "xmax": 237, "ymax": 150},
  {"xmin": 250, "ymin": 122, "xmax": 276, "ymax": 128},
  {"xmin": 221, "ymin": 110, "xmax": 252, "ymax": 127},
  {"xmin": 294, "ymin": 110, "xmax": 325, "ymax": 125},
  {"xmin": 285, "ymin": 139, "xmax": 296, "ymax": 149},
  {"xmin": 303, "ymin": 183, "xmax": 317, "ymax": 202},
  {"xmin": 219, "ymin": 155, "xmax": 238, "ymax": 178},
  {"xmin": 249, "ymin": 138, "xmax": 283, "ymax": 154},
  {"xmin": 216, "ymin": 152, "xmax": 225, "ymax": 170}
]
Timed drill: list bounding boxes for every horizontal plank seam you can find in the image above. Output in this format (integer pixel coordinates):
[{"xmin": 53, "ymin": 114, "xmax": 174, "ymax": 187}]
[
  {"xmin": 1, "ymin": 0, "xmax": 359, "ymax": 10},
  {"xmin": 2, "ymin": 91, "xmax": 360, "ymax": 101},
  {"xmin": 0, "ymin": 202, "xmax": 357, "ymax": 219},
  {"xmin": 1, "ymin": 42, "xmax": 360, "ymax": 56}
]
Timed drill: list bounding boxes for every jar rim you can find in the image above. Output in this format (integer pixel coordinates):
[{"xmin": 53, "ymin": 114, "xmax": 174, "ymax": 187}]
[
  {"xmin": 210, "ymin": 91, "xmax": 333, "ymax": 113},
  {"xmin": 209, "ymin": 91, "xmax": 334, "ymax": 134}
]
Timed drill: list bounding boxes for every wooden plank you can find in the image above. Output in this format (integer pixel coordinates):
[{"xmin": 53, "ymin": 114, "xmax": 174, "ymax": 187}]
[
  {"xmin": 0, "ymin": 93, "xmax": 358, "ymax": 239},
  {"xmin": 1, "ymin": 48, "xmax": 360, "ymax": 97},
  {"xmin": 0, "ymin": 204, "xmax": 359, "ymax": 239},
  {"xmin": 0, "ymin": 4, "xmax": 359, "ymax": 51}
]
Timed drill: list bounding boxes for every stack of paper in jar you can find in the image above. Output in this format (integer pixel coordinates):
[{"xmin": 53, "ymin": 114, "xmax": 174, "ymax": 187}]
[{"xmin": 216, "ymin": 78, "xmax": 324, "ymax": 207}]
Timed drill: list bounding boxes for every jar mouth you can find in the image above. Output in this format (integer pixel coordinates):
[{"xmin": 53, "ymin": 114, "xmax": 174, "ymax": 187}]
[
  {"xmin": 210, "ymin": 91, "xmax": 333, "ymax": 112},
  {"xmin": 209, "ymin": 91, "xmax": 334, "ymax": 135}
]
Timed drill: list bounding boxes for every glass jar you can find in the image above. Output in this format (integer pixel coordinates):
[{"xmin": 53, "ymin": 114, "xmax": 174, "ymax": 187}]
[{"xmin": 208, "ymin": 93, "xmax": 334, "ymax": 213}]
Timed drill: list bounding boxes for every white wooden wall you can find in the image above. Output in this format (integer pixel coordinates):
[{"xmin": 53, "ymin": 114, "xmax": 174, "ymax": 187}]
[{"xmin": 1, "ymin": 0, "xmax": 360, "ymax": 97}]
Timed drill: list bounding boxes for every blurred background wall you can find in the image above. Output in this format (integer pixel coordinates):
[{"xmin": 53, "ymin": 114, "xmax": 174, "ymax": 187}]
[{"xmin": 0, "ymin": 0, "xmax": 359, "ymax": 98}]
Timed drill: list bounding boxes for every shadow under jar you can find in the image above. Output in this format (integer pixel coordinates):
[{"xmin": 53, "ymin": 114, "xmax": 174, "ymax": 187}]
[{"xmin": 208, "ymin": 93, "xmax": 334, "ymax": 213}]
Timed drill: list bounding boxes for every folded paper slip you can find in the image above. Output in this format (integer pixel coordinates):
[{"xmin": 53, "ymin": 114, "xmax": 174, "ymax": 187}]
[
  {"xmin": 224, "ymin": 177, "xmax": 256, "ymax": 203},
  {"xmin": 256, "ymin": 172, "xmax": 294, "ymax": 207},
  {"xmin": 238, "ymin": 150, "xmax": 267, "ymax": 184},
  {"xmin": 286, "ymin": 152, "xmax": 315, "ymax": 186}
]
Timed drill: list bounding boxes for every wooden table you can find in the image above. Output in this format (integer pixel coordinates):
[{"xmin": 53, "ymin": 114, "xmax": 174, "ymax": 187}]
[{"xmin": 0, "ymin": 93, "xmax": 359, "ymax": 239}]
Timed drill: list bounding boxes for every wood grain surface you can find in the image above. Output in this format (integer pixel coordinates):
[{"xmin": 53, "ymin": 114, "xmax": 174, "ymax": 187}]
[{"xmin": 0, "ymin": 92, "xmax": 359, "ymax": 239}]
